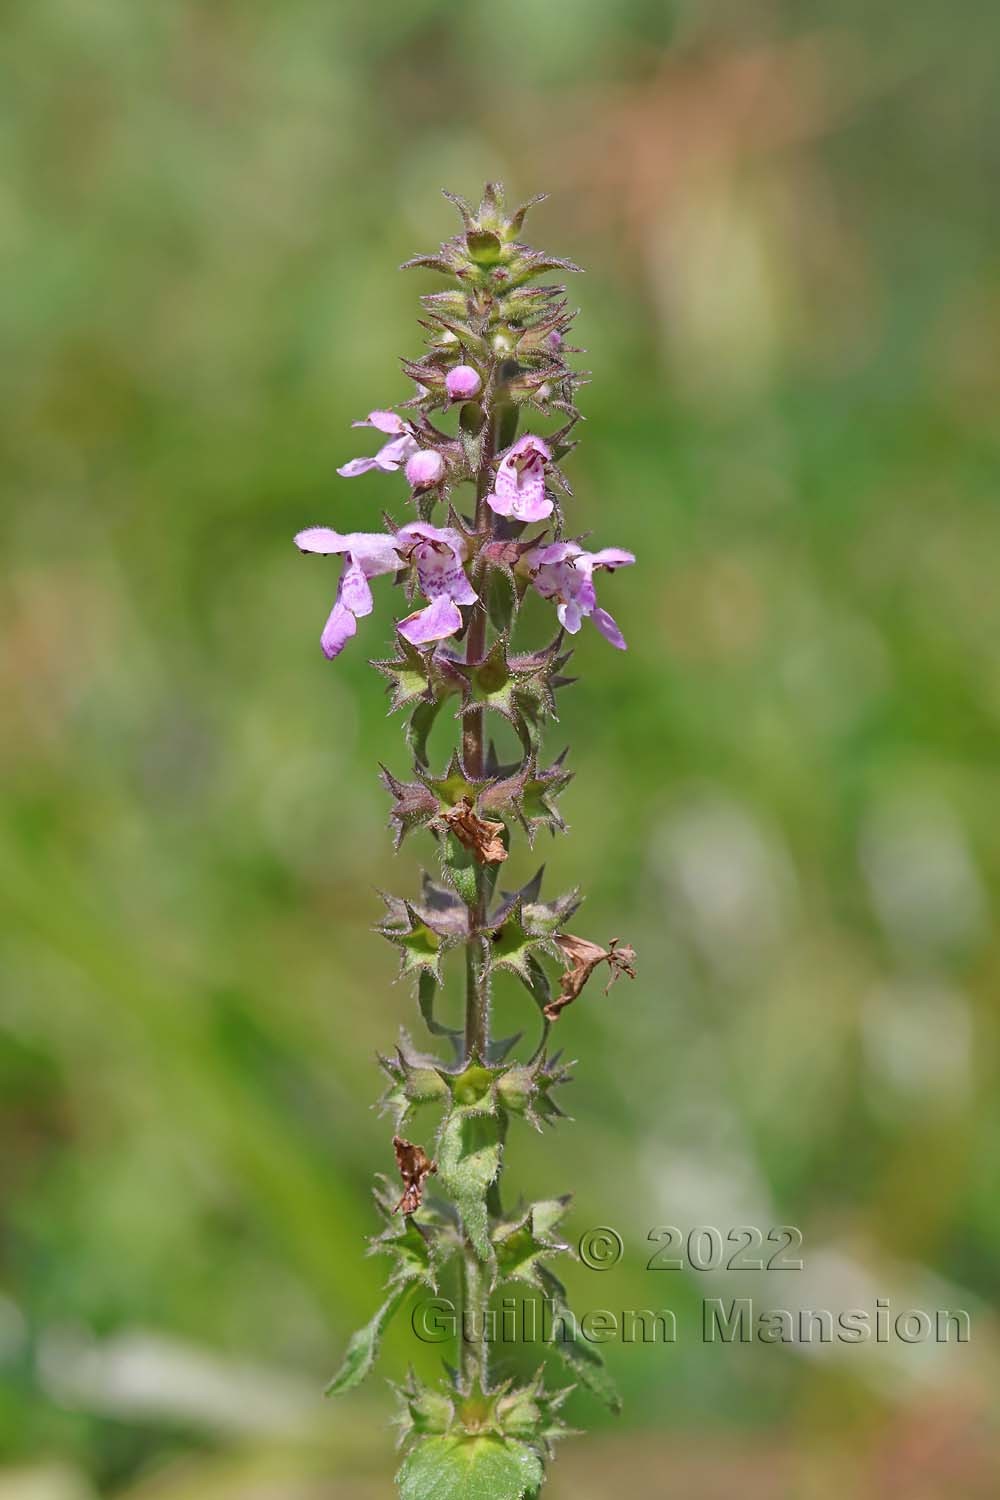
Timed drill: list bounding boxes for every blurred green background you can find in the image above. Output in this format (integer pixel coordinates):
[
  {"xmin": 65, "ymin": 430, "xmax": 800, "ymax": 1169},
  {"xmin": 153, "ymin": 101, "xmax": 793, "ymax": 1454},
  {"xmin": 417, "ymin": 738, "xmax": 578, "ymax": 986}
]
[{"xmin": 3, "ymin": 1, "xmax": 999, "ymax": 1495}]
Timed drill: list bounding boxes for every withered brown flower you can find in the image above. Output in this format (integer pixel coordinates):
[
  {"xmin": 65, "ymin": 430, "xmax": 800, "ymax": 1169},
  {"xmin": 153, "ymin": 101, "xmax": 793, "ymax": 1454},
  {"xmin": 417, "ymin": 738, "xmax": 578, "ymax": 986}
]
[{"xmin": 544, "ymin": 932, "xmax": 637, "ymax": 1021}]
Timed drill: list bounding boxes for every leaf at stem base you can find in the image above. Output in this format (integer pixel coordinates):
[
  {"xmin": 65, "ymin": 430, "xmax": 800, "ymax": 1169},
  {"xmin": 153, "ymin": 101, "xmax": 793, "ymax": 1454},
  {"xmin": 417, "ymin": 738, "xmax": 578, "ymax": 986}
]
[{"xmin": 397, "ymin": 1434, "xmax": 543, "ymax": 1500}]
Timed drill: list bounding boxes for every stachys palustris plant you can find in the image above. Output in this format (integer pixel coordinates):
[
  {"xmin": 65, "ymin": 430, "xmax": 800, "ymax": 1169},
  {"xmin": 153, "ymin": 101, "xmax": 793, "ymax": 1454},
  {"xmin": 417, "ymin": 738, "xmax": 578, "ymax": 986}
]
[{"xmin": 295, "ymin": 183, "xmax": 636, "ymax": 1500}]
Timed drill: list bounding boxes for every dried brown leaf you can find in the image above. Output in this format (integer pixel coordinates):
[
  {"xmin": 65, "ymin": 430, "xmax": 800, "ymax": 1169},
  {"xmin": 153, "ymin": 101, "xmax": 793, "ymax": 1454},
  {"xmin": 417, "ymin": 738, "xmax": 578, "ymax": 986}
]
[
  {"xmin": 392, "ymin": 1135, "xmax": 437, "ymax": 1215},
  {"xmin": 438, "ymin": 797, "xmax": 508, "ymax": 865}
]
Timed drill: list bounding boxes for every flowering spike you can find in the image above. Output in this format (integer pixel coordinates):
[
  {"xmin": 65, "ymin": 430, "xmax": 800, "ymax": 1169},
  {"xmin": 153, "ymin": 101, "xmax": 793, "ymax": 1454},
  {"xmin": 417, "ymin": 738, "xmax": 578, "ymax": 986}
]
[{"xmin": 291, "ymin": 185, "xmax": 635, "ymax": 1495}]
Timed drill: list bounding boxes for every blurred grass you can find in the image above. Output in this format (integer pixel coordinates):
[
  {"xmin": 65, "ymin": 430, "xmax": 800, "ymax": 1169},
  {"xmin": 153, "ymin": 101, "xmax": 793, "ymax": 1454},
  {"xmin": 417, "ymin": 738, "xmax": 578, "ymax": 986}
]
[{"xmin": 2, "ymin": 0, "xmax": 1000, "ymax": 1493}]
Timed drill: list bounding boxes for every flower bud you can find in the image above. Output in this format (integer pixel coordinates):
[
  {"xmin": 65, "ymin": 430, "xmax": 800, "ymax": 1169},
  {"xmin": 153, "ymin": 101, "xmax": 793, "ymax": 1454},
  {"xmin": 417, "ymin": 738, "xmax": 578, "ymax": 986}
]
[
  {"xmin": 405, "ymin": 448, "xmax": 445, "ymax": 488},
  {"xmin": 445, "ymin": 364, "xmax": 482, "ymax": 401}
]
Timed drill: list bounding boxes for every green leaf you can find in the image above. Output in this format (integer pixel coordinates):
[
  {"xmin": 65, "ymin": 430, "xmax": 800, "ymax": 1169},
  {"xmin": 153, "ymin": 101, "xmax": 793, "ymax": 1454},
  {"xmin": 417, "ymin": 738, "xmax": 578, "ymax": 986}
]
[
  {"xmin": 408, "ymin": 697, "xmax": 444, "ymax": 768},
  {"xmin": 397, "ymin": 1434, "xmax": 543, "ymax": 1500},
  {"xmin": 537, "ymin": 1267, "xmax": 622, "ymax": 1413},
  {"xmin": 325, "ymin": 1282, "xmax": 409, "ymax": 1396},
  {"xmin": 513, "ymin": 693, "xmax": 545, "ymax": 756},
  {"xmin": 522, "ymin": 951, "xmax": 552, "ymax": 1013},
  {"xmin": 487, "ymin": 566, "xmax": 517, "ymax": 635},
  {"xmin": 460, "ymin": 420, "xmax": 484, "ymax": 473},
  {"xmin": 459, "ymin": 398, "xmax": 486, "ymax": 434},
  {"xmin": 496, "ymin": 396, "xmax": 520, "ymax": 452},
  {"xmin": 441, "ymin": 831, "xmax": 478, "ymax": 906},
  {"xmin": 418, "ymin": 972, "xmax": 462, "ymax": 1053},
  {"xmin": 436, "ymin": 1108, "xmax": 503, "ymax": 1261}
]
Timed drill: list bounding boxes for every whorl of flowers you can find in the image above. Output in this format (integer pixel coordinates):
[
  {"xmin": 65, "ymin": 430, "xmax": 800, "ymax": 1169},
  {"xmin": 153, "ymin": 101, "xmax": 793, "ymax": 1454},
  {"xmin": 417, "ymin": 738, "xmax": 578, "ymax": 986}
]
[{"xmin": 295, "ymin": 184, "xmax": 635, "ymax": 1500}]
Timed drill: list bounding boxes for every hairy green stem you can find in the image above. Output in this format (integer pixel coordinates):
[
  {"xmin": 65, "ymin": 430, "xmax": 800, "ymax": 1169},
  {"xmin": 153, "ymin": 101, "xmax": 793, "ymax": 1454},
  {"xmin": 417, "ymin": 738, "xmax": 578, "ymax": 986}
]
[
  {"xmin": 460, "ymin": 1243, "xmax": 488, "ymax": 1392},
  {"xmin": 463, "ymin": 929, "xmax": 488, "ymax": 1062},
  {"xmin": 463, "ymin": 385, "xmax": 500, "ymax": 1057},
  {"xmin": 458, "ymin": 385, "xmax": 503, "ymax": 1388}
]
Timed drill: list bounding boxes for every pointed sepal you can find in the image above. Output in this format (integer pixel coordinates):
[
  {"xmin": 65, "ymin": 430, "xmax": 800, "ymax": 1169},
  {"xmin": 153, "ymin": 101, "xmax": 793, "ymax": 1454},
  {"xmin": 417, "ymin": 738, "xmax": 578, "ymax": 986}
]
[
  {"xmin": 378, "ymin": 1034, "xmax": 451, "ymax": 1130},
  {"xmin": 369, "ymin": 1197, "xmax": 447, "ymax": 1293},
  {"xmin": 380, "ymin": 763, "xmax": 439, "ymax": 848},
  {"xmin": 496, "ymin": 1052, "xmax": 573, "ymax": 1131},
  {"xmin": 393, "ymin": 1368, "xmax": 456, "ymax": 1444},
  {"xmin": 377, "ymin": 893, "xmax": 451, "ymax": 985},
  {"xmin": 492, "ymin": 1196, "xmax": 573, "ymax": 1288},
  {"xmin": 372, "ymin": 637, "xmax": 439, "ymax": 714}
]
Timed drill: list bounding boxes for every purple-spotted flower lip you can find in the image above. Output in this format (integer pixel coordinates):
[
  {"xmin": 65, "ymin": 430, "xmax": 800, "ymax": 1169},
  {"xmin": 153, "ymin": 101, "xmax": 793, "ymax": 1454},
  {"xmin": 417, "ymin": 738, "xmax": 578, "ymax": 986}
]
[
  {"xmin": 294, "ymin": 522, "xmax": 477, "ymax": 659},
  {"xmin": 487, "ymin": 433, "xmax": 553, "ymax": 523},
  {"xmin": 522, "ymin": 540, "xmax": 635, "ymax": 649},
  {"xmin": 338, "ymin": 410, "xmax": 419, "ymax": 478},
  {"xmin": 395, "ymin": 522, "xmax": 477, "ymax": 647}
]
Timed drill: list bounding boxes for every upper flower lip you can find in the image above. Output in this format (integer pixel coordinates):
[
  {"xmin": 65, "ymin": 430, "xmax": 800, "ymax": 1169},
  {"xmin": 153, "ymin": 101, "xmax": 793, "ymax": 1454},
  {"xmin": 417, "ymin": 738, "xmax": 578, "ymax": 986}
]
[
  {"xmin": 528, "ymin": 541, "xmax": 635, "ymax": 574},
  {"xmin": 397, "ymin": 520, "xmax": 469, "ymax": 558},
  {"xmin": 338, "ymin": 411, "xmax": 418, "ymax": 477},
  {"xmin": 294, "ymin": 528, "xmax": 402, "ymax": 573},
  {"xmin": 352, "ymin": 410, "xmax": 408, "ymax": 434}
]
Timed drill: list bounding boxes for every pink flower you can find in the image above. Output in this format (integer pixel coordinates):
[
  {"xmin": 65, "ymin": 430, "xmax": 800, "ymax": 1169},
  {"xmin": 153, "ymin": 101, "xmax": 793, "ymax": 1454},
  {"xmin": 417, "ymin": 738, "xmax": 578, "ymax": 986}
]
[
  {"xmin": 295, "ymin": 528, "xmax": 401, "ymax": 658},
  {"xmin": 395, "ymin": 522, "xmax": 477, "ymax": 646},
  {"xmin": 405, "ymin": 449, "xmax": 445, "ymax": 488},
  {"xmin": 294, "ymin": 521, "xmax": 476, "ymax": 658},
  {"xmin": 337, "ymin": 410, "xmax": 418, "ymax": 478},
  {"xmin": 446, "ymin": 365, "xmax": 482, "ymax": 401},
  {"xmin": 522, "ymin": 541, "xmax": 635, "ymax": 649},
  {"xmin": 487, "ymin": 434, "xmax": 553, "ymax": 523}
]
